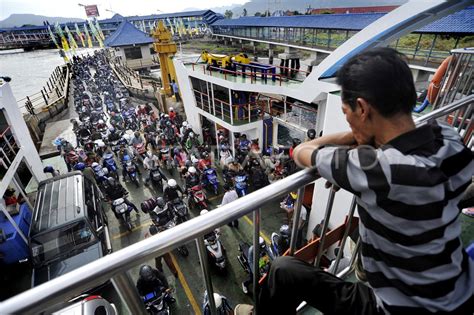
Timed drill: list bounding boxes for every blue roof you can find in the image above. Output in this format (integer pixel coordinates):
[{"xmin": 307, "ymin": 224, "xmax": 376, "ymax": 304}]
[
  {"xmin": 104, "ymin": 21, "xmax": 153, "ymax": 47},
  {"xmin": 212, "ymin": 7, "xmax": 474, "ymax": 34}
]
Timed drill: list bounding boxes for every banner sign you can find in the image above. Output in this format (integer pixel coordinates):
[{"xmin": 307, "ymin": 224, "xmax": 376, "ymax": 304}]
[{"xmin": 84, "ymin": 5, "xmax": 99, "ymax": 17}]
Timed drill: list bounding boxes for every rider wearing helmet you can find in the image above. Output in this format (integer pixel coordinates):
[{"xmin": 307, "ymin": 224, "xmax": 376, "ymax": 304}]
[
  {"xmin": 143, "ymin": 151, "xmax": 166, "ymax": 186},
  {"xmin": 136, "ymin": 264, "xmax": 174, "ymax": 302},
  {"xmin": 131, "ymin": 131, "xmax": 143, "ymax": 146},
  {"xmin": 149, "ymin": 197, "xmax": 174, "ymax": 227},
  {"xmin": 198, "ymin": 152, "xmax": 212, "ymax": 171},
  {"xmin": 107, "ymin": 126, "xmax": 121, "ymax": 143},
  {"xmin": 185, "ymin": 166, "xmax": 200, "ymax": 189},
  {"xmin": 163, "ymin": 179, "xmax": 185, "ymax": 202},
  {"xmin": 109, "ymin": 111, "xmax": 124, "ymax": 130},
  {"xmin": 104, "ymin": 176, "xmax": 140, "ymax": 218}
]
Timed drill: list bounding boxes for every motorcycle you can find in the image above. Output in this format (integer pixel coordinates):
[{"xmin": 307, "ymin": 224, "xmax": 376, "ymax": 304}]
[
  {"xmin": 103, "ymin": 152, "xmax": 119, "ymax": 179},
  {"xmin": 149, "ymin": 167, "xmax": 165, "ymax": 192},
  {"xmin": 92, "ymin": 163, "xmax": 109, "ymax": 191},
  {"xmin": 122, "ymin": 155, "xmax": 140, "ymax": 187},
  {"xmin": 188, "ymin": 185, "xmax": 208, "ymax": 211},
  {"xmin": 141, "ymin": 289, "xmax": 171, "ymax": 315},
  {"xmin": 134, "ymin": 142, "xmax": 147, "ymax": 159},
  {"xmin": 157, "ymin": 215, "xmax": 189, "ymax": 257},
  {"xmin": 203, "ymin": 229, "xmax": 226, "ymax": 272},
  {"xmin": 203, "ymin": 167, "xmax": 219, "ymax": 195},
  {"xmin": 234, "ymin": 173, "xmax": 248, "ymax": 197},
  {"xmin": 112, "ymin": 197, "xmax": 133, "ymax": 231},
  {"xmin": 159, "ymin": 147, "xmax": 173, "ymax": 173},
  {"xmin": 170, "ymin": 198, "xmax": 189, "ymax": 224},
  {"xmin": 237, "ymin": 241, "xmax": 272, "ymax": 283},
  {"xmin": 270, "ymin": 225, "xmax": 290, "ymax": 257}
]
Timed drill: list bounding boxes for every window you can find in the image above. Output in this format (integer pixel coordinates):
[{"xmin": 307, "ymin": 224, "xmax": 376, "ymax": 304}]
[
  {"xmin": 31, "ymin": 220, "xmax": 96, "ymax": 264},
  {"xmin": 124, "ymin": 47, "xmax": 142, "ymax": 60}
]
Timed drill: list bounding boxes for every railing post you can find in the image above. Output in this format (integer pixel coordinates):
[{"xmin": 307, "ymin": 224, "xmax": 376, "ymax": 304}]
[
  {"xmin": 196, "ymin": 237, "xmax": 217, "ymax": 315},
  {"xmin": 252, "ymin": 208, "xmax": 261, "ymax": 315},
  {"xmin": 288, "ymin": 187, "xmax": 305, "ymax": 256},
  {"xmin": 111, "ymin": 272, "xmax": 147, "ymax": 315},
  {"xmin": 41, "ymin": 89, "xmax": 48, "ymax": 105},
  {"xmin": 331, "ymin": 196, "xmax": 357, "ymax": 274},
  {"xmin": 314, "ymin": 187, "xmax": 337, "ymax": 267}
]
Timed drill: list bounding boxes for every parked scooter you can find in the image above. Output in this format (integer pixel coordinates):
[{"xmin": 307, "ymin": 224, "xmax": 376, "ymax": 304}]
[
  {"xmin": 270, "ymin": 224, "xmax": 290, "ymax": 257},
  {"xmin": 201, "ymin": 210, "xmax": 226, "ymax": 272}
]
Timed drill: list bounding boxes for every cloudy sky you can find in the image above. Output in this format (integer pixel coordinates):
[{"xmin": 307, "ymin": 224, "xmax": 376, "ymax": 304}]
[{"xmin": 0, "ymin": 0, "xmax": 249, "ymax": 20}]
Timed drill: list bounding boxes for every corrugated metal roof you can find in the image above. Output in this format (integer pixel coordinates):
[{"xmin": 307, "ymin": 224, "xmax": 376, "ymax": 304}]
[
  {"xmin": 104, "ymin": 21, "xmax": 154, "ymax": 47},
  {"xmin": 211, "ymin": 7, "xmax": 474, "ymax": 34}
]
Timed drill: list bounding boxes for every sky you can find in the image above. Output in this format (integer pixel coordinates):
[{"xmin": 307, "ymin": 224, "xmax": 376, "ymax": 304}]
[{"xmin": 0, "ymin": 0, "xmax": 249, "ymax": 20}]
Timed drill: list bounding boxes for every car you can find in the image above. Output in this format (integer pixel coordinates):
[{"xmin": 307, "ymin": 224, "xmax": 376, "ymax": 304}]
[
  {"xmin": 29, "ymin": 172, "xmax": 112, "ymax": 287},
  {"xmin": 52, "ymin": 295, "xmax": 117, "ymax": 315}
]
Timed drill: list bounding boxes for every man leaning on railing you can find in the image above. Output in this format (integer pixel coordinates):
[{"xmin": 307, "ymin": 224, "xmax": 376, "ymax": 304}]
[{"xmin": 235, "ymin": 48, "xmax": 474, "ymax": 314}]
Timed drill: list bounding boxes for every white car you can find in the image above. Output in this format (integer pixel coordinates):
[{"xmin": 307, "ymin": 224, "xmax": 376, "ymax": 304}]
[{"xmin": 53, "ymin": 295, "xmax": 117, "ymax": 315}]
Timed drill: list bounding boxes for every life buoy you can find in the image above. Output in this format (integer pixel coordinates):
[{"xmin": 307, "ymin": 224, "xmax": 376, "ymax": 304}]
[{"xmin": 427, "ymin": 56, "xmax": 453, "ymax": 104}]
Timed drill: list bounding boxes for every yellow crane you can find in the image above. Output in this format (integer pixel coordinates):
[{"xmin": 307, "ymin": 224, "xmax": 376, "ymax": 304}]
[
  {"xmin": 151, "ymin": 20, "xmax": 177, "ymax": 97},
  {"xmin": 200, "ymin": 50, "xmax": 250, "ymax": 70}
]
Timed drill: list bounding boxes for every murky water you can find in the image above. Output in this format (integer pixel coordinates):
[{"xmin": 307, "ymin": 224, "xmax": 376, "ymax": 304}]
[{"xmin": 0, "ymin": 48, "xmax": 97, "ymax": 103}]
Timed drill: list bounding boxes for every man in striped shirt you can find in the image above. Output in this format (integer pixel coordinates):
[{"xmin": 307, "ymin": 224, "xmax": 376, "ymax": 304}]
[{"xmin": 257, "ymin": 48, "xmax": 473, "ymax": 314}]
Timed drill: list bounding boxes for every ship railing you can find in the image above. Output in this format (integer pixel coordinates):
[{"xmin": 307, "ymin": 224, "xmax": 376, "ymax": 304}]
[
  {"xmin": 188, "ymin": 62, "xmax": 306, "ymax": 86},
  {"xmin": 193, "ymin": 89, "xmax": 261, "ymax": 125},
  {"xmin": 0, "ymin": 95, "xmax": 472, "ymax": 315},
  {"xmin": 0, "ymin": 126, "xmax": 19, "ymax": 174}
]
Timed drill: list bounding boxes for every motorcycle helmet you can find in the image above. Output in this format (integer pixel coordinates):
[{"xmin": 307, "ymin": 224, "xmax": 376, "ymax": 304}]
[
  {"xmin": 109, "ymin": 126, "xmax": 115, "ymax": 133},
  {"xmin": 241, "ymin": 134, "xmax": 247, "ymax": 139},
  {"xmin": 203, "ymin": 152, "xmax": 209, "ymax": 159},
  {"xmin": 168, "ymin": 179, "xmax": 177, "ymax": 188},
  {"xmin": 134, "ymin": 131, "xmax": 140, "ymax": 138},
  {"xmin": 169, "ymin": 107, "xmax": 174, "ymax": 112},
  {"xmin": 166, "ymin": 121, "xmax": 171, "ymax": 127},
  {"xmin": 290, "ymin": 192, "xmax": 298, "ymax": 200},
  {"xmin": 188, "ymin": 166, "xmax": 197, "ymax": 174},
  {"xmin": 139, "ymin": 265, "xmax": 155, "ymax": 282},
  {"xmin": 307, "ymin": 128, "xmax": 316, "ymax": 140},
  {"xmin": 182, "ymin": 121, "xmax": 188, "ymax": 127},
  {"xmin": 164, "ymin": 114, "xmax": 169, "ymax": 118},
  {"xmin": 189, "ymin": 132, "xmax": 195, "ymax": 138},
  {"xmin": 107, "ymin": 177, "xmax": 116, "ymax": 186},
  {"xmin": 191, "ymin": 156, "xmax": 199, "ymax": 164},
  {"xmin": 259, "ymin": 236, "xmax": 266, "ymax": 251},
  {"xmin": 292, "ymin": 138, "xmax": 302, "ymax": 146},
  {"xmin": 98, "ymin": 119, "xmax": 104, "ymax": 124},
  {"xmin": 43, "ymin": 166, "xmax": 54, "ymax": 173},
  {"xmin": 200, "ymin": 209, "xmax": 209, "ymax": 215},
  {"xmin": 91, "ymin": 162, "xmax": 99, "ymax": 168},
  {"xmin": 156, "ymin": 197, "xmax": 165, "ymax": 208},
  {"xmin": 74, "ymin": 162, "xmax": 86, "ymax": 171},
  {"xmin": 146, "ymin": 151, "xmax": 153, "ymax": 159},
  {"xmin": 279, "ymin": 224, "xmax": 290, "ymax": 237}
]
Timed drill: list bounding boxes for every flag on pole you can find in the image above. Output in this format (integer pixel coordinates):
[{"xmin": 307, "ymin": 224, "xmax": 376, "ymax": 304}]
[
  {"xmin": 65, "ymin": 25, "xmax": 78, "ymax": 50},
  {"xmin": 47, "ymin": 25, "xmax": 60, "ymax": 49},
  {"xmin": 84, "ymin": 24, "xmax": 93, "ymax": 48},
  {"xmin": 94, "ymin": 19, "xmax": 105, "ymax": 40},
  {"xmin": 75, "ymin": 23, "xmax": 86, "ymax": 47},
  {"xmin": 88, "ymin": 20, "xmax": 103, "ymax": 47},
  {"xmin": 55, "ymin": 23, "xmax": 70, "ymax": 51}
]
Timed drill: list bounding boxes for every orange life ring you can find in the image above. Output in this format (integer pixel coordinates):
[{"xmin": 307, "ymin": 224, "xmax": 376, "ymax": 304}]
[{"xmin": 427, "ymin": 56, "xmax": 453, "ymax": 104}]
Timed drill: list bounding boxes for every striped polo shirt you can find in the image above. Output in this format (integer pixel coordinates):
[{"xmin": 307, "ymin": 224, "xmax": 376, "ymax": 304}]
[{"xmin": 312, "ymin": 121, "xmax": 474, "ymax": 314}]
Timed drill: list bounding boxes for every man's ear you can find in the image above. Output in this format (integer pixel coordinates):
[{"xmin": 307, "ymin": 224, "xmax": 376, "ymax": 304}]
[{"xmin": 356, "ymin": 98, "xmax": 371, "ymax": 122}]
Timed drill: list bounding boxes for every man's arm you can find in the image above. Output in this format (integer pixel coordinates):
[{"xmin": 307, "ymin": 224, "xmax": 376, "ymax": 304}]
[{"xmin": 293, "ymin": 131, "xmax": 356, "ymax": 168}]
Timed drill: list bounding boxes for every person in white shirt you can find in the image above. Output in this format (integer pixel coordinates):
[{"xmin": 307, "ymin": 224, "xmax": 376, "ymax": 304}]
[{"xmin": 220, "ymin": 184, "xmax": 239, "ymax": 228}]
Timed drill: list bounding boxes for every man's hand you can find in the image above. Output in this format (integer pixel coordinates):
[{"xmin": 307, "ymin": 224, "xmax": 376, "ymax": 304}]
[{"xmin": 293, "ymin": 131, "xmax": 356, "ymax": 168}]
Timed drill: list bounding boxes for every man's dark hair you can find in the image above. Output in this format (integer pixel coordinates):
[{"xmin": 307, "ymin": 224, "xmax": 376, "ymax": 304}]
[{"xmin": 336, "ymin": 47, "xmax": 416, "ymax": 117}]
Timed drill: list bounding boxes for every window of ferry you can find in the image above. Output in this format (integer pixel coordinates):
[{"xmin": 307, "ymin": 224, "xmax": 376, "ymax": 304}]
[
  {"xmin": 124, "ymin": 47, "xmax": 142, "ymax": 60},
  {"xmin": 212, "ymin": 84, "xmax": 229, "ymax": 103}
]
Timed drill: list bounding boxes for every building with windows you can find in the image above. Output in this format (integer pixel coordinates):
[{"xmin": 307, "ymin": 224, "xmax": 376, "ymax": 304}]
[{"xmin": 104, "ymin": 21, "xmax": 155, "ymax": 70}]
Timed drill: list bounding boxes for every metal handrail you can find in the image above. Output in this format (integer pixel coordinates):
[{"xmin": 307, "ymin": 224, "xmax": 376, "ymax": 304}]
[
  {"xmin": 0, "ymin": 168, "xmax": 318, "ymax": 314},
  {"xmin": 0, "ymin": 95, "xmax": 472, "ymax": 314}
]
